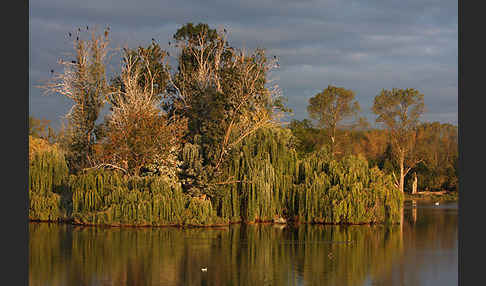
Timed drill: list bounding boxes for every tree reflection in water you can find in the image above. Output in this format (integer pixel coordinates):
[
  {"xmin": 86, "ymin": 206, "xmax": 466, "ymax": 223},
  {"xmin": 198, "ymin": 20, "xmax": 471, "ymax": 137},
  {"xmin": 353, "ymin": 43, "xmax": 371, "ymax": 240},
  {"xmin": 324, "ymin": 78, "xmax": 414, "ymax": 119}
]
[{"xmin": 29, "ymin": 201, "xmax": 457, "ymax": 286}]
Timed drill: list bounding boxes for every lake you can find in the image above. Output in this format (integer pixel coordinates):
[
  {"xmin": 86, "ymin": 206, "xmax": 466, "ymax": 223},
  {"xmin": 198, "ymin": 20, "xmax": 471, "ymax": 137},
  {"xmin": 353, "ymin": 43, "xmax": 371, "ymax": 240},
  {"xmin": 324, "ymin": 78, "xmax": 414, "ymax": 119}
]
[{"xmin": 29, "ymin": 200, "xmax": 457, "ymax": 286}]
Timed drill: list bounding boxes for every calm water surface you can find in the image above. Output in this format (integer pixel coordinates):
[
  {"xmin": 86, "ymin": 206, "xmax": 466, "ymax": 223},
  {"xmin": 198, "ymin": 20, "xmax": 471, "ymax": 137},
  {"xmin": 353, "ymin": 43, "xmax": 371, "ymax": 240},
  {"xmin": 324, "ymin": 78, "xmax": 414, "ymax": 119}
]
[{"xmin": 29, "ymin": 200, "xmax": 457, "ymax": 286}]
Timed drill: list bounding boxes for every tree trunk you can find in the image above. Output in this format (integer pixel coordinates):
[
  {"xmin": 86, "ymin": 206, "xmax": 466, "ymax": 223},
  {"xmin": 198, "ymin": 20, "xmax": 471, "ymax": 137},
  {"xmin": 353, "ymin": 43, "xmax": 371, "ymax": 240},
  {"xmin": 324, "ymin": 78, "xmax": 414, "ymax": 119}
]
[
  {"xmin": 412, "ymin": 172, "xmax": 418, "ymax": 194},
  {"xmin": 412, "ymin": 205, "xmax": 417, "ymax": 223},
  {"xmin": 398, "ymin": 150, "xmax": 406, "ymax": 193},
  {"xmin": 400, "ymin": 205, "xmax": 404, "ymax": 230},
  {"xmin": 330, "ymin": 135, "xmax": 335, "ymax": 158},
  {"xmin": 399, "ymin": 158, "xmax": 405, "ymax": 193}
]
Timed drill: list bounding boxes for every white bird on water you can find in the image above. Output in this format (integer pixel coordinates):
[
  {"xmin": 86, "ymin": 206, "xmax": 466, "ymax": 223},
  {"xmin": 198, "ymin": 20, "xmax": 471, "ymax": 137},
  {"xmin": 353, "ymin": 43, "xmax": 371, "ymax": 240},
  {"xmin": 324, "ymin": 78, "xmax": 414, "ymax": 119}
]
[
  {"xmin": 201, "ymin": 267, "xmax": 208, "ymax": 272},
  {"xmin": 435, "ymin": 202, "xmax": 440, "ymax": 206}
]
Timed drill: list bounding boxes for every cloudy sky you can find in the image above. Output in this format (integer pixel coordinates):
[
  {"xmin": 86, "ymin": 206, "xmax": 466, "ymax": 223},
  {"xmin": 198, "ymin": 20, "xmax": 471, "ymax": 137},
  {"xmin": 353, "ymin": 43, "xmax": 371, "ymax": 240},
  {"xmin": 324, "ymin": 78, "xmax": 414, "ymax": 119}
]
[{"xmin": 29, "ymin": 0, "xmax": 457, "ymax": 129}]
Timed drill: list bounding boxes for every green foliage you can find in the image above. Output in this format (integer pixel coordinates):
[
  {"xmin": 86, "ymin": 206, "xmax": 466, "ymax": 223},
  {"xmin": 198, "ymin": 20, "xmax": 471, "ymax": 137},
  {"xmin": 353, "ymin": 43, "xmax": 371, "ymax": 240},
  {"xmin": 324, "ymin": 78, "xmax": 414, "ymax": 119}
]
[
  {"xmin": 29, "ymin": 116, "xmax": 57, "ymax": 144},
  {"xmin": 173, "ymin": 22, "xmax": 218, "ymax": 43},
  {"xmin": 29, "ymin": 142, "xmax": 70, "ymax": 221},
  {"xmin": 170, "ymin": 23, "xmax": 288, "ymax": 197},
  {"xmin": 182, "ymin": 197, "xmax": 223, "ymax": 226},
  {"xmin": 408, "ymin": 122, "xmax": 458, "ymax": 192},
  {"xmin": 372, "ymin": 88, "xmax": 425, "ymax": 193},
  {"xmin": 33, "ymin": 23, "xmax": 405, "ymax": 227},
  {"xmin": 307, "ymin": 85, "xmax": 360, "ymax": 156},
  {"xmin": 289, "ymin": 119, "xmax": 326, "ymax": 155},
  {"xmin": 293, "ymin": 153, "xmax": 403, "ymax": 224},
  {"xmin": 212, "ymin": 127, "xmax": 403, "ymax": 224},
  {"xmin": 69, "ymin": 170, "xmax": 224, "ymax": 226},
  {"xmin": 71, "ymin": 170, "xmax": 183, "ymax": 226},
  {"xmin": 178, "ymin": 141, "xmax": 212, "ymax": 197},
  {"xmin": 29, "ymin": 126, "xmax": 402, "ymax": 226},
  {"xmin": 373, "ymin": 88, "xmax": 425, "ymax": 133}
]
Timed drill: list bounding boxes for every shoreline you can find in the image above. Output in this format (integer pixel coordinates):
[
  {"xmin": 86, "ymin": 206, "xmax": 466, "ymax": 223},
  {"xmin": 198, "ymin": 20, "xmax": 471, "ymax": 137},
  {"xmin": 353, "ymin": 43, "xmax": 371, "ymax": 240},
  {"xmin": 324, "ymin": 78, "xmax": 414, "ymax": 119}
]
[
  {"xmin": 404, "ymin": 190, "xmax": 458, "ymax": 202},
  {"xmin": 28, "ymin": 217, "xmax": 399, "ymax": 229}
]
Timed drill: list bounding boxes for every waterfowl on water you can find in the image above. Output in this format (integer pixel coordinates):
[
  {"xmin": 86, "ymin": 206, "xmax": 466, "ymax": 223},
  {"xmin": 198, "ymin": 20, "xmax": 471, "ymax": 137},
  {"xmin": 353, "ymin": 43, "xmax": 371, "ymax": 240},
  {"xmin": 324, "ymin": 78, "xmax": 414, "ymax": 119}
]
[
  {"xmin": 435, "ymin": 202, "xmax": 440, "ymax": 206},
  {"xmin": 201, "ymin": 267, "xmax": 208, "ymax": 272}
]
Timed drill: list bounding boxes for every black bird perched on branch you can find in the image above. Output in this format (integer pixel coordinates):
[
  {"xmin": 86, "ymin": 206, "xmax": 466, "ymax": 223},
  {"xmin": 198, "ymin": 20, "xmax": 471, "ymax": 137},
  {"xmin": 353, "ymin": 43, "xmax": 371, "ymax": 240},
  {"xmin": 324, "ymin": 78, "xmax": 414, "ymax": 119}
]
[
  {"xmin": 76, "ymin": 37, "xmax": 79, "ymax": 41},
  {"xmin": 168, "ymin": 41, "xmax": 171, "ymax": 46},
  {"xmin": 86, "ymin": 25, "xmax": 89, "ymax": 30},
  {"xmin": 68, "ymin": 32, "xmax": 72, "ymax": 37},
  {"xmin": 50, "ymin": 69, "xmax": 54, "ymax": 74}
]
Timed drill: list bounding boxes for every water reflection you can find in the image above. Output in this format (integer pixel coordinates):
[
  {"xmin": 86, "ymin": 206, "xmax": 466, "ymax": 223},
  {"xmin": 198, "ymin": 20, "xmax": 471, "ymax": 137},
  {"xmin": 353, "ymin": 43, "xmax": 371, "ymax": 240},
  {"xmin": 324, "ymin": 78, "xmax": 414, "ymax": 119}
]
[{"xmin": 29, "ymin": 201, "xmax": 457, "ymax": 286}]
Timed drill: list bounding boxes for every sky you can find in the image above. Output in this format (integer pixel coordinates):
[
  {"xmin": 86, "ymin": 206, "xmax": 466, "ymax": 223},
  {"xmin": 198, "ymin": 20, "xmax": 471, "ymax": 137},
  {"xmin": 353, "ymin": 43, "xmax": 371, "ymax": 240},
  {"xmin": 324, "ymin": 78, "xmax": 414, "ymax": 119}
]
[{"xmin": 29, "ymin": 0, "xmax": 458, "ymax": 129}]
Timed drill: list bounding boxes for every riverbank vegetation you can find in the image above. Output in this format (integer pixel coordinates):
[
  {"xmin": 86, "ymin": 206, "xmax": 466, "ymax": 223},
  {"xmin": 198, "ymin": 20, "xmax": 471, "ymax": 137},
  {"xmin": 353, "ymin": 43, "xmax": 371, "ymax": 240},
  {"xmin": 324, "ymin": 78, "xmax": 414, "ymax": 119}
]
[{"xmin": 29, "ymin": 22, "xmax": 456, "ymax": 227}]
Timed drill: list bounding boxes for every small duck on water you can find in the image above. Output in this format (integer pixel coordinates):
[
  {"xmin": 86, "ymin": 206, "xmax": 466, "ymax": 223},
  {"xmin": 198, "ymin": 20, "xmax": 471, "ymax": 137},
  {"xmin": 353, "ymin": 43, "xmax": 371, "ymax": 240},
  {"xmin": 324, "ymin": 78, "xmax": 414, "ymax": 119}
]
[
  {"xmin": 201, "ymin": 267, "xmax": 208, "ymax": 272},
  {"xmin": 434, "ymin": 202, "xmax": 440, "ymax": 206}
]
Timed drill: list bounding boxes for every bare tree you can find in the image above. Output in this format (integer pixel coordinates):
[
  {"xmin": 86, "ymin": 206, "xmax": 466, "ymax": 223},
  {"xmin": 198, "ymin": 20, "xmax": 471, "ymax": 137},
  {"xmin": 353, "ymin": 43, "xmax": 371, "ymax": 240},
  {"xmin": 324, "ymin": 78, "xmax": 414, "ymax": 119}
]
[
  {"xmin": 40, "ymin": 27, "xmax": 113, "ymax": 172},
  {"xmin": 99, "ymin": 52, "xmax": 187, "ymax": 175}
]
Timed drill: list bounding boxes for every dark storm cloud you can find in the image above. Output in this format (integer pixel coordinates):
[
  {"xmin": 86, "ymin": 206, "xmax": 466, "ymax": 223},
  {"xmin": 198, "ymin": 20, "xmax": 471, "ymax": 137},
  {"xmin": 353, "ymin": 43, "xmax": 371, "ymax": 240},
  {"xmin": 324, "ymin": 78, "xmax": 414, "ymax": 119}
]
[{"xmin": 30, "ymin": 0, "xmax": 457, "ymax": 128}]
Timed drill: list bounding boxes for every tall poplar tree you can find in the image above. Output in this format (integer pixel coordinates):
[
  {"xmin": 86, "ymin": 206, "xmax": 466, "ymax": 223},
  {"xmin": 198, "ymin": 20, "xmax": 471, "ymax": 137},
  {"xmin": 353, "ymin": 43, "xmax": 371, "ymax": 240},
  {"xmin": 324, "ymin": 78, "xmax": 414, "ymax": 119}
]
[{"xmin": 372, "ymin": 88, "xmax": 425, "ymax": 193}]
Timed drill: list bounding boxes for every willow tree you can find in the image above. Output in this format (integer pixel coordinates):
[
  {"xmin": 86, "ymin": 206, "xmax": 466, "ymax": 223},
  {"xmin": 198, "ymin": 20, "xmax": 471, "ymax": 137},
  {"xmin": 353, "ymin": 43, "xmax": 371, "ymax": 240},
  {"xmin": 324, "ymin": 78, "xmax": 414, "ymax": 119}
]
[
  {"xmin": 372, "ymin": 88, "xmax": 425, "ymax": 193},
  {"xmin": 166, "ymin": 23, "xmax": 284, "ymax": 197},
  {"xmin": 307, "ymin": 85, "xmax": 360, "ymax": 157},
  {"xmin": 41, "ymin": 27, "xmax": 113, "ymax": 172}
]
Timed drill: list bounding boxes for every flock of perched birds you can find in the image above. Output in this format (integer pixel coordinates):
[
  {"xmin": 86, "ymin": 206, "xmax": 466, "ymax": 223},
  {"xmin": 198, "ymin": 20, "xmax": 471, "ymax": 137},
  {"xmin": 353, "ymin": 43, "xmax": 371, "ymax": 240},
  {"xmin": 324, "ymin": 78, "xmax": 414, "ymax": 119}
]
[
  {"xmin": 50, "ymin": 25, "xmax": 105, "ymax": 75},
  {"xmin": 49, "ymin": 25, "xmax": 281, "ymax": 76}
]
